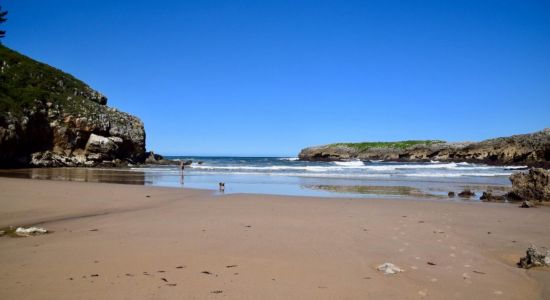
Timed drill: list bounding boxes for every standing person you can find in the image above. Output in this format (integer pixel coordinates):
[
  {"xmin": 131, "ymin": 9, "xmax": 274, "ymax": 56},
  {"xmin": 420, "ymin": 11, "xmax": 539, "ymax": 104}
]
[
  {"xmin": 179, "ymin": 160, "xmax": 185, "ymax": 185},
  {"xmin": 179, "ymin": 160, "xmax": 185, "ymax": 172}
]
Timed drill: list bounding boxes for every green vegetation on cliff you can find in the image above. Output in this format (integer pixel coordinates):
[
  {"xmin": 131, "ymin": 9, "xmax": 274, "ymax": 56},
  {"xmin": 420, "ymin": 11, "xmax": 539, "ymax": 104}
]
[
  {"xmin": 331, "ymin": 140, "xmax": 445, "ymax": 152},
  {"xmin": 0, "ymin": 45, "xmax": 146, "ymax": 167},
  {"xmin": 0, "ymin": 45, "xmax": 105, "ymax": 116}
]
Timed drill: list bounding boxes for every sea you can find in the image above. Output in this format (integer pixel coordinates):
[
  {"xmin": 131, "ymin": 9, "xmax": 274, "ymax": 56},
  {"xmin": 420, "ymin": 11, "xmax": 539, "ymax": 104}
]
[{"xmin": 1, "ymin": 157, "xmax": 526, "ymax": 200}]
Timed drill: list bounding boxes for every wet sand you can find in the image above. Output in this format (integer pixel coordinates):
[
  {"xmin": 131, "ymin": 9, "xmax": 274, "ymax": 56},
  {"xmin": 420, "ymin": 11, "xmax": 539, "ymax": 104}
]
[{"xmin": 0, "ymin": 177, "xmax": 549, "ymax": 299}]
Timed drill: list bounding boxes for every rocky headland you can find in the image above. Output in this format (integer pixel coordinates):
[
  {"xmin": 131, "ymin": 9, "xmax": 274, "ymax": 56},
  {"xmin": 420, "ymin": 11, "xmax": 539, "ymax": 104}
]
[
  {"xmin": 299, "ymin": 129, "xmax": 550, "ymax": 168},
  {"xmin": 0, "ymin": 45, "xmax": 147, "ymax": 168},
  {"xmin": 507, "ymin": 168, "xmax": 550, "ymax": 202}
]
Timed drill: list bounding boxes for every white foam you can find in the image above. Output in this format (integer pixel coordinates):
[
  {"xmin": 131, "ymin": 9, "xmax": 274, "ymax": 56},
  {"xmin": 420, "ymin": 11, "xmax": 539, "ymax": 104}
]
[
  {"xmin": 129, "ymin": 160, "xmax": 522, "ymax": 180},
  {"xmin": 189, "ymin": 170, "xmax": 392, "ymax": 179},
  {"xmin": 278, "ymin": 157, "xmax": 299, "ymax": 161},
  {"xmin": 333, "ymin": 160, "xmax": 365, "ymax": 167},
  {"xmin": 189, "ymin": 165, "xmax": 336, "ymax": 172},
  {"xmin": 402, "ymin": 172, "xmax": 513, "ymax": 177}
]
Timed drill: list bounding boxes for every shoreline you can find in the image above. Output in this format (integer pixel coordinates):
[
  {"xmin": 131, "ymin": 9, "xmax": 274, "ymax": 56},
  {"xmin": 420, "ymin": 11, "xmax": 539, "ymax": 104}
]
[
  {"xmin": 1, "ymin": 177, "xmax": 549, "ymax": 299},
  {"xmin": 0, "ymin": 165, "xmax": 515, "ymax": 200}
]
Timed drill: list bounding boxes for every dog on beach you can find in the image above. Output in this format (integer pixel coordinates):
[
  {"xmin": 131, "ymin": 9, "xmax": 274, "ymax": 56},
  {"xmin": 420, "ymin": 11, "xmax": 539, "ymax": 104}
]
[{"xmin": 219, "ymin": 182, "xmax": 225, "ymax": 192}]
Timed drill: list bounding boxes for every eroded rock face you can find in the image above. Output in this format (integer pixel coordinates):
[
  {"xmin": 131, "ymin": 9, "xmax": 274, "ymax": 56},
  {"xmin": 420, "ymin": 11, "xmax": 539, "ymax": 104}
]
[
  {"xmin": 0, "ymin": 45, "xmax": 146, "ymax": 167},
  {"xmin": 299, "ymin": 129, "xmax": 550, "ymax": 167},
  {"xmin": 0, "ymin": 100, "xmax": 146, "ymax": 167},
  {"xmin": 85, "ymin": 134, "xmax": 120, "ymax": 156},
  {"xmin": 507, "ymin": 168, "xmax": 550, "ymax": 202}
]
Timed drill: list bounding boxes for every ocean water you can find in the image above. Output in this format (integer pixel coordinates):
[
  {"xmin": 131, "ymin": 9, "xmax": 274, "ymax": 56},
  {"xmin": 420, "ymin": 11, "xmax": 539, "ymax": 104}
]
[
  {"xmin": 133, "ymin": 157, "xmax": 525, "ymax": 199},
  {"xmin": 0, "ymin": 157, "xmax": 526, "ymax": 200}
]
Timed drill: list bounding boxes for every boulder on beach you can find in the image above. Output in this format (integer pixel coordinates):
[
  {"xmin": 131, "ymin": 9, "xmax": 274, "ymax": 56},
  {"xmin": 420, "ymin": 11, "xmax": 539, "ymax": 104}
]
[
  {"xmin": 517, "ymin": 244, "xmax": 550, "ymax": 269},
  {"xmin": 458, "ymin": 189, "xmax": 475, "ymax": 198},
  {"xmin": 507, "ymin": 168, "xmax": 550, "ymax": 202}
]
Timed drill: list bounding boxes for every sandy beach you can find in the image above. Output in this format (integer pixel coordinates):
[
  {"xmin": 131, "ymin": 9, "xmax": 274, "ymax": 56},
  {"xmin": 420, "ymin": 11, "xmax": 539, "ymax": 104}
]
[{"xmin": 1, "ymin": 177, "xmax": 549, "ymax": 300}]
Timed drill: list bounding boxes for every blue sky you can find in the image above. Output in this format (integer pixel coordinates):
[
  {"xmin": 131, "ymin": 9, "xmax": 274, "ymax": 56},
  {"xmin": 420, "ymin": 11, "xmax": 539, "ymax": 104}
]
[{"xmin": 2, "ymin": 0, "xmax": 549, "ymax": 156}]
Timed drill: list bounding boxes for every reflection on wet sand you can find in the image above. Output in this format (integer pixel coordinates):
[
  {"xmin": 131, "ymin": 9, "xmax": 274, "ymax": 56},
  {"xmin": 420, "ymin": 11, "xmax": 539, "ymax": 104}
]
[
  {"xmin": 304, "ymin": 184, "xmax": 439, "ymax": 198},
  {"xmin": 0, "ymin": 168, "xmax": 148, "ymax": 185},
  {"xmin": 0, "ymin": 167, "xmax": 513, "ymax": 200}
]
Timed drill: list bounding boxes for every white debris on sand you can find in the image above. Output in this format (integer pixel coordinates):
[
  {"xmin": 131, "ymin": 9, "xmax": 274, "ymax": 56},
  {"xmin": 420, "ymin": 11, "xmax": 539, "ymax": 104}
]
[
  {"xmin": 377, "ymin": 263, "xmax": 403, "ymax": 274},
  {"xmin": 15, "ymin": 227, "xmax": 48, "ymax": 237}
]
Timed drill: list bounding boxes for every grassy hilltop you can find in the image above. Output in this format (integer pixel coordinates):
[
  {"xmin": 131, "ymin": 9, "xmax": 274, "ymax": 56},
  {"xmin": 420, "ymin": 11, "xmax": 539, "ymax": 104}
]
[
  {"xmin": 0, "ymin": 44, "xmax": 105, "ymax": 117},
  {"xmin": 331, "ymin": 140, "xmax": 446, "ymax": 152}
]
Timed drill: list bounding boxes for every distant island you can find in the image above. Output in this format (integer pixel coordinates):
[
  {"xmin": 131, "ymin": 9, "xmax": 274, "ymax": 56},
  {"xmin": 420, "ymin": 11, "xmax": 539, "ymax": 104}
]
[
  {"xmin": 299, "ymin": 129, "xmax": 550, "ymax": 168},
  {"xmin": 0, "ymin": 45, "xmax": 147, "ymax": 168}
]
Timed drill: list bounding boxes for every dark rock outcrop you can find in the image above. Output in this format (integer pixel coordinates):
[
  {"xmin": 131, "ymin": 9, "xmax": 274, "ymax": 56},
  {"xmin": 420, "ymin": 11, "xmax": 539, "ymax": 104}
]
[
  {"xmin": 298, "ymin": 129, "xmax": 550, "ymax": 167},
  {"xmin": 507, "ymin": 168, "xmax": 550, "ymax": 202},
  {"xmin": 144, "ymin": 151, "xmax": 178, "ymax": 165},
  {"xmin": 479, "ymin": 191, "xmax": 505, "ymax": 202},
  {"xmin": 0, "ymin": 45, "xmax": 145, "ymax": 167}
]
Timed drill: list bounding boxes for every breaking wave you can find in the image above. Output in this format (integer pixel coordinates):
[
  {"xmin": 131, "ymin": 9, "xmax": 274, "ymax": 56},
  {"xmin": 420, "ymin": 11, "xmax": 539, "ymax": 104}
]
[{"xmin": 136, "ymin": 157, "xmax": 525, "ymax": 179}]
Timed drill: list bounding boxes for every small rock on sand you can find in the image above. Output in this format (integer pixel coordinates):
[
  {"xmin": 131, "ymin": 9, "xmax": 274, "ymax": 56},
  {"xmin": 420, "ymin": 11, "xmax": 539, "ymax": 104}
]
[
  {"xmin": 377, "ymin": 263, "xmax": 403, "ymax": 274},
  {"xmin": 15, "ymin": 227, "xmax": 48, "ymax": 237},
  {"xmin": 520, "ymin": 200, "xmax": 535, "ymax": 208}
]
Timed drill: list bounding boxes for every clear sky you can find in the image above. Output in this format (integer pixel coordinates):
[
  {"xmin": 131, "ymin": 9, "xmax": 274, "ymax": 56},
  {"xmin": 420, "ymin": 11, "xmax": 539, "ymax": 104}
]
[{"xmin": 2, "ymin": 0, "xmax": 549, "ymax": 156}]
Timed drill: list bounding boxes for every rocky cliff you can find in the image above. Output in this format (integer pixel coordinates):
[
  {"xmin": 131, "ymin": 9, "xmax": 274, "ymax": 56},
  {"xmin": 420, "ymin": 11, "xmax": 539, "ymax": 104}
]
[
  {"xmin": 0, "ymin": 45, "xmax": 146, "ymax": 167},
  {"xmin": 299, "ymin": 129, "xmax": 550, "ymax": 167}
]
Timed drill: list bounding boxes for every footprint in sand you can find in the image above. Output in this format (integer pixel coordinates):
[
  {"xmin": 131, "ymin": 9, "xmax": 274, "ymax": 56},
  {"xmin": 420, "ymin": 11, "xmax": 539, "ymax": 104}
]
[
  {"xmin": 494, "ymin": 290, "xmax": 503, "ymax": 296},
  {"xmin": 418, "ymin": 290, "xmax": 428, "ymax": 297}
]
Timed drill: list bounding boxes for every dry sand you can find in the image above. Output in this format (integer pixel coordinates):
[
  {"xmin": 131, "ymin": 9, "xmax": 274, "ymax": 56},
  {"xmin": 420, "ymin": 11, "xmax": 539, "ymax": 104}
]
[{"xmin": 0, "ymin": 177, "xmax": 549, "ymax": 300}]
